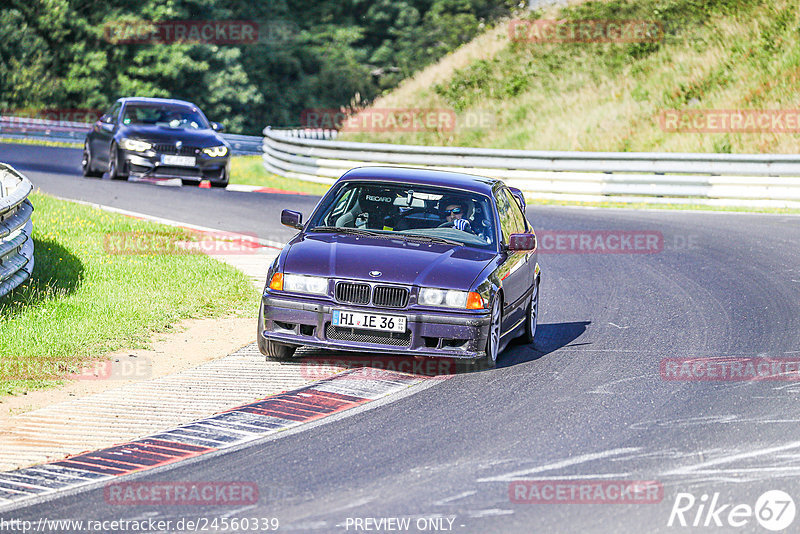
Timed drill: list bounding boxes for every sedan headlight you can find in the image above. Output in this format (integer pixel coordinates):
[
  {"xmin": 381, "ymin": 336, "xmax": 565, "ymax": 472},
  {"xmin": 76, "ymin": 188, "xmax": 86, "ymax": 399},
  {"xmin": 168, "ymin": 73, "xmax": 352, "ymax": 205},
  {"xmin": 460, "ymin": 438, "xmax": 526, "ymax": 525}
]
[
  {"xmin": 282, "ymin": 274, "xmax": 329, "ymax": 296},
  {"xmin": 119, "ymin": 138, "xmax": 152, "ymax": 152},
  {"xmin": 418, "ymin": 288, "xmax": 485, "ymax": 309},
  {"xmin": 202, "ymin": 145, "xmax": 228, "ymax": 157}
]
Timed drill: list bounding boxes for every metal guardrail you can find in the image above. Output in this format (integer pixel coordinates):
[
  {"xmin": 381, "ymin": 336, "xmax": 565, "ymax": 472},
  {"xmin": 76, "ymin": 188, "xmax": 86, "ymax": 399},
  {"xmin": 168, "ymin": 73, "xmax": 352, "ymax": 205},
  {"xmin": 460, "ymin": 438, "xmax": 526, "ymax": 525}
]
[
  {"xmin": 0, "ymin": 116, "xmax": 263, "ymax": 156},
  {"xmin": 262, "ymin": 128, "xmax": 800, "ymax": 208},
  {"xmin": 0, "ymin": 163, "xmax": 34, "ymax": 299}
]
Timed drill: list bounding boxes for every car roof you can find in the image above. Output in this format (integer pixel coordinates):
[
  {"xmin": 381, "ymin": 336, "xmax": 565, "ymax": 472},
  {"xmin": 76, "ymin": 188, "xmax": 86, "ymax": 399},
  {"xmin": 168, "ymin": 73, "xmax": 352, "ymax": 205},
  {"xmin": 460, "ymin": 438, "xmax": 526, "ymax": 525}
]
[
  {"xmin": 339, "ymin": 166, "xmax": 502, "ymax": 195},
  {"xmin": 117, "ymin": 97, "xmax": 199, "ymax": 109}
]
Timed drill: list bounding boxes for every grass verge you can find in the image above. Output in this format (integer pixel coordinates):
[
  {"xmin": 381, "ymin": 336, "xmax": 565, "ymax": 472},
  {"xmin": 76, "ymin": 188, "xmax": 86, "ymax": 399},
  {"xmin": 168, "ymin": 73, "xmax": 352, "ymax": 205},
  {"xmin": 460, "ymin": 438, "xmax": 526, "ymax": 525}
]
[
  {"xmin": 0, "ymin": 136, "xmax": 80, "ymax": 149},
  {"xmin": 342, "ymin": 0, "xmax": 800, "ymax": 154},
  {"xmin": 230, "ymin": 156, "xmax": 331, "ymax": 195},
  {"xmin": 0, "ymin": 192, "xmax": 259, "ymax": 397}
]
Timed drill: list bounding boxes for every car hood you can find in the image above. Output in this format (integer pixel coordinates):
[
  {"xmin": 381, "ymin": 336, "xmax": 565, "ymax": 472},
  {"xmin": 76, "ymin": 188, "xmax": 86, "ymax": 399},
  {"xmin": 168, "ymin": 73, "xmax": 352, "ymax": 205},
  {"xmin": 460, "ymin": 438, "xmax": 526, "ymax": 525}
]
[
  {"xmin": 283, "ymin": 233, "xmax": 496, "ymax": 289},
  {"xmin": 119, "ymin": 125, "xmax": 224, "ymax": 146}
]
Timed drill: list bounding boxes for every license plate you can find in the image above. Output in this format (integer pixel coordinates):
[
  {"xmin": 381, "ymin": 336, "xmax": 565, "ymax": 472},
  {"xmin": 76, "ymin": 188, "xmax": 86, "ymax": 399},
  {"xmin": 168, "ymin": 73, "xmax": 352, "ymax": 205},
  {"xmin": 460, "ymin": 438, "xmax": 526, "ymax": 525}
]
[
  {"xmin": 161, "ymin": 155, "xmax": 196, "ymax": 166},
  {"xmin": 332, "ymin": 310, "xmax": 406, "ymax": 333}
]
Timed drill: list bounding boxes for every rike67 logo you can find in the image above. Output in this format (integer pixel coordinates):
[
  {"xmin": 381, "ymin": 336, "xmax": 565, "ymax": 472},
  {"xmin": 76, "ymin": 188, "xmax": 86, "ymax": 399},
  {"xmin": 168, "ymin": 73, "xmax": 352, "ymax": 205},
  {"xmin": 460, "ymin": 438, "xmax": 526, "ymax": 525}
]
[{"xmin": 668, "ymin": 490, "xmax": 796, "ymax": 531}]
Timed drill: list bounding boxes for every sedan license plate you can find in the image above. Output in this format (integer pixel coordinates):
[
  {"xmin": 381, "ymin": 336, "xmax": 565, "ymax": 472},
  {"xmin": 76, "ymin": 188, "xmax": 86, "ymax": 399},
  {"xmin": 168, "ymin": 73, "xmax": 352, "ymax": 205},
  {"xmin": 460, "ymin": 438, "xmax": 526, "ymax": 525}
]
[
  {"xmin": 161, "ymin": 155, "xmax": 196, "ymax": 166},
  {"xmin": 332, "ymin": 310, "xmax": 406, "ymax": 333}
]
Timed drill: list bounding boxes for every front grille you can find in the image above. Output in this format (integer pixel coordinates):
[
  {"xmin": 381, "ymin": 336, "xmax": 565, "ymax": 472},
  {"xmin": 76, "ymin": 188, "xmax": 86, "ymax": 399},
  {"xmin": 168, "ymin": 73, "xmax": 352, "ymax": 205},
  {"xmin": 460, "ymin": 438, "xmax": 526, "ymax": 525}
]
[
  {"xmin": 154, "ymin": 144, "xmax": 199, "ymax": 156},
  {"xmin": 336, "ymin": 282, "xmax": 370, "ymax": 305},
  {"xmin": 373, "ymin": 285, "xmax": 409, "ymax": 308},
  {"xmin": 326, "ymin": 324, "xmax": 411, "ymax": 347}
]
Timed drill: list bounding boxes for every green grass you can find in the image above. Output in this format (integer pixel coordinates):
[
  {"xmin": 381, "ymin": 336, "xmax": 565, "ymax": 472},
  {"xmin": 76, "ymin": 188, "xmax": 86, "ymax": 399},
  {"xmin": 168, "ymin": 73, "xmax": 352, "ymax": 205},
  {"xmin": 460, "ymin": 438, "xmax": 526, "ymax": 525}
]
[
  {"xmin": 0, "ymin": 192, "xmax": 259, "ymax": 397},
  {"xmin": 0, "ymin": 136, "xmax": 80, "ymax": 148},
  {"xmin": 342, "ymin": 0, "xmax": 800, "ymax": 154},
  {"xmin": 230, "ymin": 156, "xmax": 331, "ymax": 195}
]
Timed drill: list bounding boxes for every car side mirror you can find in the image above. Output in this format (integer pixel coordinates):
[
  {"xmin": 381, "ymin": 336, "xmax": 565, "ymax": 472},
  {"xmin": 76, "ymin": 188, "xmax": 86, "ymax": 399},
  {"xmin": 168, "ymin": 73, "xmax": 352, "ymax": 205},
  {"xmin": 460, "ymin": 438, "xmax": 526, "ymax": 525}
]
[
  {"xmin": 508, "ymin": 233, "xmax": 536, "ymax": 251},
  {"xmin": 281, "ymin": 209, "xmax": 303, "ymax": 230},
  {"xmin": 509, "ymin": 187, "xmax": 526, "ymax": 212},
  {"xmin": 210, "ymin": 122, "xmax": 225, "ymax": 132}
]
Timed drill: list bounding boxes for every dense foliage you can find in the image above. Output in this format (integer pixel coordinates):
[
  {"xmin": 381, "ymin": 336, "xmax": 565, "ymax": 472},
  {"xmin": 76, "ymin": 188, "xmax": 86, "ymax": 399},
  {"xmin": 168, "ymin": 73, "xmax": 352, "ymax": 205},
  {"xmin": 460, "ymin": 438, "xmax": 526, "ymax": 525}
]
[{"xmin": 0, "ymin": 0, "xmax": 514, "ymax": 134}]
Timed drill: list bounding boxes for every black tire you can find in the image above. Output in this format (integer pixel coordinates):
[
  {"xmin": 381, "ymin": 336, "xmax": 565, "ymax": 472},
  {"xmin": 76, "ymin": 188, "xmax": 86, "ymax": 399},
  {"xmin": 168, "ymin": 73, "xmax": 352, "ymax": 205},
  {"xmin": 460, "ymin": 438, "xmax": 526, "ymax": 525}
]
[
  {"xmin": 482, "ymin": 296, "xmax": 502, "ymax": 369},
  {"xmin": 81, "ymin": 143, "xmax": 102, "ymax": 177},
  {"xmin": 108, "ymin": 143, "xmax": 128, "ymax": 180},
  {"xmin": 210, "ymin": 168, "xmax": 228, "ymax": 188},
  {"xmin": 257, "ymin": 307, "xmax": 298, "ymax": 360},
  {"xmin": 522, "ymin": 277, "xmax": 539, "ymax": 345},
  {"xmin": 264, "ymin": 339, "xmax": 297, "ymax": 360}
]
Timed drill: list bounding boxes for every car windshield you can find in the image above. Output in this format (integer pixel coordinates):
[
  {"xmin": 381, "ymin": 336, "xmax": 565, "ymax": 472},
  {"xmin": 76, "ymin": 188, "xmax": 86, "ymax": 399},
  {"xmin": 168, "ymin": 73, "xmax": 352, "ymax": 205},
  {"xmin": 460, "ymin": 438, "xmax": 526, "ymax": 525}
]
[
  {"xmin": 307, "ymin": 182, "xmax": 497, "ymax": 250},
  {"xmin": 121, "ymin": 104, "xmax": 209, "ymax": 130}
]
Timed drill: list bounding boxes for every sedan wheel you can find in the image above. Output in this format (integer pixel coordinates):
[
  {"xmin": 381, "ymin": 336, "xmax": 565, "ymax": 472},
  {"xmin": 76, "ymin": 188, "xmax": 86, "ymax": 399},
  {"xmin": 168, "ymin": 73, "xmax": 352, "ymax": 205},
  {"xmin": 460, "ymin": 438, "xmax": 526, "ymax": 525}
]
[
  {"xmin": 523, "ymin": 279, "xmax": 539, "ymax": 345},
  {"xmin": 483, "ymin": 297, "xmax": 502, "ymax": 369},
  {"xmin": 108, "ymin": 144, "xmax": 128, "ymax": 180}
]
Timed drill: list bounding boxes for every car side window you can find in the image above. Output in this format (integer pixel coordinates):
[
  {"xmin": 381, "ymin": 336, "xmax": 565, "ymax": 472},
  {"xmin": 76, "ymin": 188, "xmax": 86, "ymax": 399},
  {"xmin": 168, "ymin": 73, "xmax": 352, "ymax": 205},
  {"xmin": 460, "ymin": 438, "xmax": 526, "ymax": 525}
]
[
  {"xmin": 503, "ymin": 189, "xmax": 528, "ymax": 233},
  {"xmin": 105, "ymin": 102, "xmax": 122, "ymax": 124},
  {"xmin": 496, "ymin": 188, "xmax": 514, "ymax": 244}
]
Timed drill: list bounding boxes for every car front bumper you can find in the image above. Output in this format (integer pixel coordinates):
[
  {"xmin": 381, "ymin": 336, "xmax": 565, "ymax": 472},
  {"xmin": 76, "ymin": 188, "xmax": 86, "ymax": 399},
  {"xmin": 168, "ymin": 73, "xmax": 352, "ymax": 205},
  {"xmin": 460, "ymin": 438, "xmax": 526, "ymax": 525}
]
[
  {"xmin": 258, "ymin": 295, "xmax": 491, "ymax": 361},
  {"xmin": 120, "ymin": 151, "xmax": 229, "ymax": 181}
]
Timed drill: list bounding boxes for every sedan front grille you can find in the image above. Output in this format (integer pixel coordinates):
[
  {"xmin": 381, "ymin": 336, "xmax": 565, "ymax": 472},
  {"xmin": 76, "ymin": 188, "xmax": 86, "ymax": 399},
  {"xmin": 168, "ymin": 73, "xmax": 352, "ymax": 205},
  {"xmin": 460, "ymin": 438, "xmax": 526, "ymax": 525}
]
[
  {"xmin": 373, "ymin": 285, "xmax": 409, "ymax": 308},
  {"xmin": 335, "ymin": 282, "xmax": 370, "ymax": 305},
  {"xmin": 154, "ymin": 144, "xmax": 199, "ymax": 156},
  {"xmin": 326, "ymin": 324, "xmax": 411, "ymax": 347}
]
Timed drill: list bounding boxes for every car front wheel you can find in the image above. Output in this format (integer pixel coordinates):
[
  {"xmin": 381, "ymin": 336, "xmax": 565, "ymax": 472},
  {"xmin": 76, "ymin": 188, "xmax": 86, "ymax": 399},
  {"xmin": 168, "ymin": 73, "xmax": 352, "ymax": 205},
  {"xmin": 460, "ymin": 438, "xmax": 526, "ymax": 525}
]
[
  {"xmin": 108, "ymin": 143, "xmax": 128, "ymax": 180},
  {"xmin": 523, "ymin": 278, "xmax": 539, "ymax": 345},
  {"xmin": 210, "ymin": 168, "xmax": 228, "ymax": 188},
  {"xmin": 483, "ymin": 296, "xmax": 502, "ymax": 369},
  {"xmin": 257, "ymin": 307, "xmax": 298, "ymax": 360}
]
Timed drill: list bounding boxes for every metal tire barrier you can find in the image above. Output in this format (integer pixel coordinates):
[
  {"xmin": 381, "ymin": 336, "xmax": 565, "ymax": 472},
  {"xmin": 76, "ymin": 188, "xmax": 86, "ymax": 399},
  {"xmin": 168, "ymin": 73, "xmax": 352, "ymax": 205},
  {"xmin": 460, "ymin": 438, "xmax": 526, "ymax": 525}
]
[
  {"xmin": 0, "ymin": 163, "xmax": 34, "ymax": 299},
  {"xmin": 262, "ymin": 128, "xmax": 800, "ymax": 208}
]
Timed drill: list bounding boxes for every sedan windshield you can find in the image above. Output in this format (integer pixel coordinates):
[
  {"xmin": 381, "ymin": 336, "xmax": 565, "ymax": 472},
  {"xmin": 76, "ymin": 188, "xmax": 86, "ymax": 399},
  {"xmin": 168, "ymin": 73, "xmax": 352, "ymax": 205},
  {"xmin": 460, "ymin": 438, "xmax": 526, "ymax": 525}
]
[
  {"xmin": 122, "ymin": 104, "xmax": 209, "ymax": 130},
  {"xmin": 307, "ymin": 182, "xmax": 497, "ymax": 250}
]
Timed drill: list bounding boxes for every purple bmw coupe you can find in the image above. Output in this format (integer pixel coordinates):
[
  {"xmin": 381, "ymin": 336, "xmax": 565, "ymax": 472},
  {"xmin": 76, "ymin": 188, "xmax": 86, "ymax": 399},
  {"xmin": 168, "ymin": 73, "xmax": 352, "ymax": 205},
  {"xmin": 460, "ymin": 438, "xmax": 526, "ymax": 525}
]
[{"xmin": 257, "ymin": 166, "xmax": 540, "ymax": 368}]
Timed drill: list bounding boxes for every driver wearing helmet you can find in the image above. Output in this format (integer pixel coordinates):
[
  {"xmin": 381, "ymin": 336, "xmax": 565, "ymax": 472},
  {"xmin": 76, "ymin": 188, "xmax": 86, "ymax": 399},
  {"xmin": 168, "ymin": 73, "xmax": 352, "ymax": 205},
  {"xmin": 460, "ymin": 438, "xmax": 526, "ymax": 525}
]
[{"xmin": 440, "ymin": 197, "xmax": 474, "ymax": 233}]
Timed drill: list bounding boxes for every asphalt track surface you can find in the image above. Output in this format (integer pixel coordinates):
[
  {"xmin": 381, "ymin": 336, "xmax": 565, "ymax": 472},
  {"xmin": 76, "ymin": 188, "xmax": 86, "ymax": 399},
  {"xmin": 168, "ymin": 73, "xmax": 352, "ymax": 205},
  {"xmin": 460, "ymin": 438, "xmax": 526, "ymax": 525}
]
[{"xmin": 3, "ymin": 142, "xmax": 800, "ymax": 532}]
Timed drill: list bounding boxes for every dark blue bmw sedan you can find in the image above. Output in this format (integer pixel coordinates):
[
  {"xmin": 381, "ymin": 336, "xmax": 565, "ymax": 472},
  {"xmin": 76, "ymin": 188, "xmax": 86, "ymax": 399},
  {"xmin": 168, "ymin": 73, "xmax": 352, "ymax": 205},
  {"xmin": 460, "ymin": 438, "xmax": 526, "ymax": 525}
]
[
  {"xmin": 82, "ymin": 97, "xmax": 230, "ymax": 187},
  {"xmin": 258, "ymin": 166, "xmax": 540, "ymax": 368}
]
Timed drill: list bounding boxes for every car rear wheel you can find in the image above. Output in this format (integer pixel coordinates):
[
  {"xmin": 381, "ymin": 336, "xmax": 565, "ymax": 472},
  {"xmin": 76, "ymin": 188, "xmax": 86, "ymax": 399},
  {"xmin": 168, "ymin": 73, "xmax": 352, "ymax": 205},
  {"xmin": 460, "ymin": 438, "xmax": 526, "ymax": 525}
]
[
  {"xmin": 483, "ymin": 296, "xmax": 502, "ymax": 369},
  {"xmin": 81, "ymin": 143, "xmax": 102, "ymax": 177},
  {"xmin": 523, "ymin": 277, "xmax": 539, "ymax": 345},
  {"xmin": 108, "ymin": 143, "xmax": 128, "ymax": 180}
]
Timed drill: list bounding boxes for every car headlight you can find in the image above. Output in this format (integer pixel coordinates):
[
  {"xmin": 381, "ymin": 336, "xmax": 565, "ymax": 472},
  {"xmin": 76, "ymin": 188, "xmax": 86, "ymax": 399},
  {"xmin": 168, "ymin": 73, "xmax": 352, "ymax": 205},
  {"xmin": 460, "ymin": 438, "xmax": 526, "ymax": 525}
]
[
  {"xmin": 418, "ymin": 288, "xmax": 486, "ymax": 309},
  {"xmin": 282, "ymin": 274, "xmax": 329, "ymax": 296},
  {"xmin": 202, "ymin": 145, "xmax": 228, "ymax": 157},
  {"xmin": 119, "ymin": 138, "xmax": 152, "ymax": 152}
]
